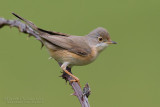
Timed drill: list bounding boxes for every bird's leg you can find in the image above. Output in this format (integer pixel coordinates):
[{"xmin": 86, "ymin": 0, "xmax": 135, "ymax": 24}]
[{"xmin": 61, "ymin": 62, "xmax": 81, "ymax": 87}]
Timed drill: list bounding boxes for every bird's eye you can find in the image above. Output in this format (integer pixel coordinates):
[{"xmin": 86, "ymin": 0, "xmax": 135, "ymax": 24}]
[{"xmin": 98, "ymin": 37, "xmax": 103, "ymax": 42}]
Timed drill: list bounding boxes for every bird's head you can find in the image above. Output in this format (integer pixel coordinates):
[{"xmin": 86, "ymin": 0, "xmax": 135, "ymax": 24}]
[{"xmin": 87, "ymin": 27, "xmax": 117, "ymax": 53}]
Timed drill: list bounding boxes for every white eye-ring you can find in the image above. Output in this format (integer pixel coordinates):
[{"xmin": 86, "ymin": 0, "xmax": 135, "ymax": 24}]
[{"xmin": 98, "ymin": 37, "xmax": 103, "ymax": 42}]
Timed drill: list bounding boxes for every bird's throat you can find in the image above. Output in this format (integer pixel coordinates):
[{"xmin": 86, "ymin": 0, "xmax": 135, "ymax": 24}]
[{"xmin": 95, "ymin": 43, "xmax": 108, "ymax": 53}]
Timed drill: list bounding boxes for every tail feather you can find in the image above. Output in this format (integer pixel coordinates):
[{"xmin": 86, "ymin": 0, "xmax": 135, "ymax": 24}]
[
  {"xmin": 12, "ymin": 13, "xmax": 41, "ymax": 34},
  {"xmin": 12, "ymin": 12, "xmax": 44, "ymax": 48}
]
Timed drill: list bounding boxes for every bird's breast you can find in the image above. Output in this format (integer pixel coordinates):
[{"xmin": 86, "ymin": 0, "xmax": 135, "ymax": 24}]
[{"xmin": 48, "ymin": 48, "xmax": 98, "ymax": 66}]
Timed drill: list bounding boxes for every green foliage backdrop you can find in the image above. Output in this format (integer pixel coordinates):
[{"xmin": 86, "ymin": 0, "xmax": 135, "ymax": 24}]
[{"xmin": 0, "ymin": 0, "xmax": 160, "ymax": 107}]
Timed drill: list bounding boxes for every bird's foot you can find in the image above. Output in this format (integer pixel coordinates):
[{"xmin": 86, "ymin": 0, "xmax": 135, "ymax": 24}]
[{"xmin": 70, "ymin": 76, "xmax": 81, "ymax": 88}]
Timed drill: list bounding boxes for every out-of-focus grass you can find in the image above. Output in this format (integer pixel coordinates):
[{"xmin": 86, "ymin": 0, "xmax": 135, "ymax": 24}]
[{"xmin": 0, "ymin": 0, "xmax": 160, "ymax": 107}]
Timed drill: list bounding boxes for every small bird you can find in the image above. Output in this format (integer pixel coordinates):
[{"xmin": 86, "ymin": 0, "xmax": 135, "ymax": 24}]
[{"xmin": 12, "ymin": 13, "xmax": 117, "ymax": 86}]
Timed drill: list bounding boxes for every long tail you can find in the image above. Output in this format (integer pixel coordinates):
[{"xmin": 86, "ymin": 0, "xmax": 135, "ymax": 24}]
[
  {"xmin": 12, "ymin": 13, "xmax": 70, "ymax": 37},
  {"xmin": 12, "ymin": 12, "xmax": 45, "ymax": 48},
  {"xmin": 12, "ymin": 13, "xmax": 43, "ymax": 35}
]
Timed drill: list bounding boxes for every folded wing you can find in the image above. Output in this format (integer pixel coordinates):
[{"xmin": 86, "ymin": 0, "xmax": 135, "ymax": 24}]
[{"xmin": 12, "ymin": 13, "xmax": 91, "ymax": 56}]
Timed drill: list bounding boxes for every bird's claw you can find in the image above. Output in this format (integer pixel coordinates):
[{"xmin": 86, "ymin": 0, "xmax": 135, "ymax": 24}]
[{"xmin": 70, "ymin": 77, "xmax": 81, "ymax": 87}]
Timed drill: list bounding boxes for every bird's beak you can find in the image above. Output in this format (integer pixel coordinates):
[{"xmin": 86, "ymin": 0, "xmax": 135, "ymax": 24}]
[{"xmin": 106, "ymin": 41, "xmax": 117, "ymax": 44}]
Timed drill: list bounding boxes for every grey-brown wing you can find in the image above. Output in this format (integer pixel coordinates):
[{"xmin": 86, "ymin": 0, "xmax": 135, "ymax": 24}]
[
  {"xmin": 12, "ymin": 13, "xmax": 91, "ymax": 56},
  {"xmin": 40, "ymin": 35, "xmax": 91, "ymax": 56}
]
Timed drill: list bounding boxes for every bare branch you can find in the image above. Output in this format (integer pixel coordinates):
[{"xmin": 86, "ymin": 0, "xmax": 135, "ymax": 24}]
[
  {"xmin": 0, "ymin": 17, "xmax": 91, "ymax": 107},
  {"xmin": 60, "ymin": 66, "xmax": 90, "ymax": 107}
]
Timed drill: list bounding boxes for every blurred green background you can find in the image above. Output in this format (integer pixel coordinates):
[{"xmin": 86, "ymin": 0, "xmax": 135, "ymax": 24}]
[{"xmin": 0, "ymin": 0, "xmax": 160, "ymax": 107}]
